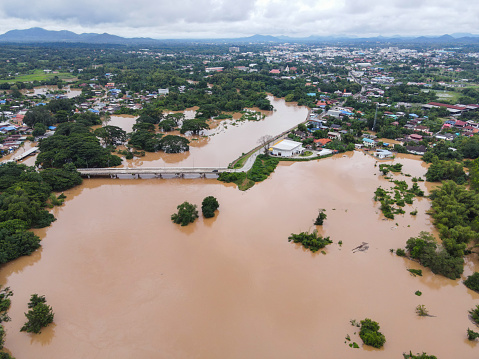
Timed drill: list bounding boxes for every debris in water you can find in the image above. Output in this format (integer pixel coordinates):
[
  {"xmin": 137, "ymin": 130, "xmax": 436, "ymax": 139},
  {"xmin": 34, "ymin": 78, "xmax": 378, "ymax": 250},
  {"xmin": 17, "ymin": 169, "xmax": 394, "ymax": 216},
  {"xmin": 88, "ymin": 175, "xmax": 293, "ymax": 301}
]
[{"xmin": 352, "ymin": 242, "xmax": 369, "ymax": 253}]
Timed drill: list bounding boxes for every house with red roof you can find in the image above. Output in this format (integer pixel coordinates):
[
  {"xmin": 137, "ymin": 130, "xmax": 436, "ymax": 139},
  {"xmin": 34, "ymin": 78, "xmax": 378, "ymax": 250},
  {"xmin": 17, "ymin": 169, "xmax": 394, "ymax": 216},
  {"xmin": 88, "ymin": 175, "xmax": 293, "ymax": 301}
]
[
  {"xmin": 314, "ymin": 138, "xmax": 332, "ymax": 147},
  {"xmin": 408, "ymin": 134, "xmax": 423, "ymax": 142}
]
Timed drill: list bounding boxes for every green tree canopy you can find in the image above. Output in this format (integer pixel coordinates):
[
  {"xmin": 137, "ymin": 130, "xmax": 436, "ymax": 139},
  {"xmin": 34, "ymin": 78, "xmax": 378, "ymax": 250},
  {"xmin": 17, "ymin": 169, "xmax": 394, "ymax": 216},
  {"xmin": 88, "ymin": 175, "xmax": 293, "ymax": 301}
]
[
  {"xmin": 171, "ymin": 202, "xmax": 198, "ymax": 226},
  {"xmin": 201, "ymin": 196, "xmax": 219, "ymax": 218},
  {"xmin": 20, "ymin": 294, "xmax": 54, "ymax": 334},
  {"xmin": 94, "ymin": 125, "xmax": 127, "ymax": 146},
  {"xmin": 180, "ymin": 119, "xmax": 210, "ymax": 135},
  {"xmin": 159, "ymin": 135, "xmax": 189, "ymax": 153}
]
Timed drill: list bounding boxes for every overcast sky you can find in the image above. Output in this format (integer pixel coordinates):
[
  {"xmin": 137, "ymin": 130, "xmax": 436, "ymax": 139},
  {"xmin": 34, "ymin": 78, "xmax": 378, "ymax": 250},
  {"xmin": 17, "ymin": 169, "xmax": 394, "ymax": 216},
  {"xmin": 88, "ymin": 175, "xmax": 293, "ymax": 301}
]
[{"xmin": 0, "ymin": 0, "xmax": 478, "ymax": 39}]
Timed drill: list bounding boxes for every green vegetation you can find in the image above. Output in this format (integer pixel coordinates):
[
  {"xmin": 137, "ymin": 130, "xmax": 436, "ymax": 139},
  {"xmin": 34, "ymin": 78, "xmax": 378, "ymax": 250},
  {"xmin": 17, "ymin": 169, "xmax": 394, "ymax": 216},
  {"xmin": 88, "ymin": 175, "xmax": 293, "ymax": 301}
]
[
  {"xmin": 219, "ymin": 154, "xmax": 279, "ymax": 191},
  {"xmin": 128, "ymin": 130, "xmax": 163, "ymax": 152},
  {"xmin": 0, "ymin": 162, "xmax": 81, "ymax": 268},
  {"xmin": 403, "ymin": 352, "xmax": 437, "ymax": 359},
  {"xmin": 467, "ymin": 328, "xmax": 479, "ymax": 341},
  {"xmin": 0, "ymin": 69, "xmax": 75, "ymax": 84},
  {"xmin": 0, "ymin": 287, "xmax": 13, "ymax": 325},
  {"xmin": 359, "ymin": 319, "xmax": 386, "ymax": 348},
  {"xmin": 159, "ymin": 135, "xmax": 190, "ymax": 153},
  {"xmin": 426, "ymin": 160, "xmax": 467, "ymax": 184},
  {"xmin": 379, "ymin": 163, "xmax": 403, "ymax": 175},
  {"xmin": 217, "ymin": 172, "xmax": 255, "ymax": 191},
  {"xmin": 406, "ymin": 232, "xmax": 463, "ymax": 279},
  {"xmin": 430, "ymin": 181, "xmax": 479, "ymax": 246},
  {"xmin": 0, "ymin": 286, "xmax": 12, "ymax": 353},
  {"xmin": 288, "ymin": 230, "xmax": 332, "ymax": 253},
  {"xmin": 94, "ymin": 125, "xmax": 127, "ymax": 146},
  {"xmin": 36, "ymin": 122, "xmax": 122, "ymax": 168},
  {"xmin": 0, "ymin": 162, "xmax": 79, "ymax": 266},
  {"xmin": 32, "ymin": 123, "xmax": 47, "ymax": 137},
  {"xmin": 171, "ymin": 202, "xmax": 199, "ymax": 226},
  {"xmin": 247, "ymin": 154, "xmax": 279, "ymax": 182},
  {"xmin": 414, "ymin": 181, "xmax": 479, "ymax": 279},
  {"xmin": 39, "ymin": 164, "xmax": 83, "ymax": 191},
  {"xmin": 469, "ymin": 157, "xmax": 479, "ymax": 192},
  {"xmin": 214, "ymin": 114, "xmax": 233, "ymax": 120},
  {"xmin": 314, "ymin": 209, "xmax": 327, "ymax": 225},
  {"xmin": 48, "ymin": 193, "xmax": 65, "ymax": 207},
  {"xmin": 408, "ymin": 269, "xmax": 423, "ymax": 277},
  {"xmin": 396, "ymin": 248, "xmax": 406, "ymax": 257},
  {"xmin": 469, "ymin": 305, "xmax": 479, "ymax": 325},
  {"xmin": 374, "ymin": 180, "xmax": 424, "ymax": 219},
  {"xmin": 201, "ymin": 196, "xmax": 219, "ymax": 218},
  {"xmin": 464, "ymin": 272, "xmax": 479, "ymax": 293},
  {"xmin": 415, "ymin": 291, "xmax": 422, "ymax": 296},
  {"xmin": 0, "ymin": 287, "xmax": 13, "ymax": 352},
  {"xmin": 20, "ymin": 294, "xmax": 54, "ymax": 334},
  {"xmin": 416, "ymin": 305, "xmax": 429, "ymax": 316},
  {"xmin": 180, "ymin": 118, "xmax": 210, "ymax": 135}
]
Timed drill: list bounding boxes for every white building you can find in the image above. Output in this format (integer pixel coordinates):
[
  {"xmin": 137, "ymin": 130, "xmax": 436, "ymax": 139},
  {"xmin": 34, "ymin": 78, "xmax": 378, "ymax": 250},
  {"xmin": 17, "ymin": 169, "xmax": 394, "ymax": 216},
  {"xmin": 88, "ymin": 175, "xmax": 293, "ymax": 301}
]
[
  {"xmin": 374, "ymin": 149, "xmax": 394, "ymax": 159},
  {"xmin": 271, "ymin": 139, "xmax": 304, "ymax": 157}
]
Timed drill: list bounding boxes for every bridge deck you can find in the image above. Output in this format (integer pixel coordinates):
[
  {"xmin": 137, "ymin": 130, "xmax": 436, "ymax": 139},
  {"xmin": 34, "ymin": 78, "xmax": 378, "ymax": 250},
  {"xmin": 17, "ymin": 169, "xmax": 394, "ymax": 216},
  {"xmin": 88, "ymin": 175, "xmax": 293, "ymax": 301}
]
[{"xmin": 77, "ymin": 167, "xmax": 232, "ymax": 176}]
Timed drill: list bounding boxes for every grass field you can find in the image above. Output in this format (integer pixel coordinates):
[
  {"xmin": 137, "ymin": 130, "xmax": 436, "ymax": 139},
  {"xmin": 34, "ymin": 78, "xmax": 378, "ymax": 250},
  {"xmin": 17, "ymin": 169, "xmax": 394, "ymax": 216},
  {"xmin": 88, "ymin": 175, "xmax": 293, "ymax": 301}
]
[
  {"xmin": 434, "ymin": 90, "xmax": 462, "ymax": 103},
  {"xmin": 0, "ymin": 69, "xmax": 76, "ymax": 84}
]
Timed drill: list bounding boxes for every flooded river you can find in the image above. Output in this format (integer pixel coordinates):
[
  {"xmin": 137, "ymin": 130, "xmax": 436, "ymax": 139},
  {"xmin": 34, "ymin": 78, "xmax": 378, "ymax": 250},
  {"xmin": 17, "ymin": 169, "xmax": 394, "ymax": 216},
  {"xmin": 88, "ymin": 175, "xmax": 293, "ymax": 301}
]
[
  {"xmin": 117, "ymin": 96, "xmax": 309, "ymax": 168},
  {"xmin": 24, "ymin": 85, "xmax": 81, "ymax": 99},
  {"xmin": 1, "ymin": 151, "xmax": 478, "ymax": 358}
]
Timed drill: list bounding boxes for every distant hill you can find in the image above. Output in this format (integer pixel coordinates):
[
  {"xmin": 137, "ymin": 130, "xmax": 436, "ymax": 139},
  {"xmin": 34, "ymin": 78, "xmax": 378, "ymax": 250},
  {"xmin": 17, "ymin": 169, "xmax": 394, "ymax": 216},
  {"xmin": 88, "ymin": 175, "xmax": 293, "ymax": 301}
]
[
  {"xmin": 0, "ymin": 27, "xmax": 160, "ymax": 45},
  {"xmin": 1, "ymin": 28, "xmax": 479, "ymax": 46}
]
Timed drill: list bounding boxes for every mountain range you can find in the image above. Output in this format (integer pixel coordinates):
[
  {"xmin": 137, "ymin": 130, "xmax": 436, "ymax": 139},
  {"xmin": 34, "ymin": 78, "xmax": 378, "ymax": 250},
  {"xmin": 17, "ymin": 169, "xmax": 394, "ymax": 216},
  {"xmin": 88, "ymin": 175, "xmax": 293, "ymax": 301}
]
[{"xmin": 1, "ymin": 27, "xmax": 479, "ymax": 45}]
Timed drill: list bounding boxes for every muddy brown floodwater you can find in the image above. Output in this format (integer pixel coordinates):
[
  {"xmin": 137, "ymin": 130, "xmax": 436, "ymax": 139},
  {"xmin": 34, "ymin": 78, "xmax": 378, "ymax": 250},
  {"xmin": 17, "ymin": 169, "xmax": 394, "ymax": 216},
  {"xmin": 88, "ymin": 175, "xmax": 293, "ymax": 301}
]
[{"xmin": 1, "ymin": 151, "xmax": 478, "ymax": 358}]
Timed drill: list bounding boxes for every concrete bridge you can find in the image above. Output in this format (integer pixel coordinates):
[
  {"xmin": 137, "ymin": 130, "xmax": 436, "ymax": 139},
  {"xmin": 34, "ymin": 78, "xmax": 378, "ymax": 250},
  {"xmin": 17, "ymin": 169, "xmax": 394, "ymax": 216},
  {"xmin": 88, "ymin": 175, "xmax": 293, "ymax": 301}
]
[
  {"xmin": 77, "ymin": 167, "xmax": 233, "ymax": 178},
  {"xmin": 12, "ymin": 147, "xmax": 39, "ymax": 162}
]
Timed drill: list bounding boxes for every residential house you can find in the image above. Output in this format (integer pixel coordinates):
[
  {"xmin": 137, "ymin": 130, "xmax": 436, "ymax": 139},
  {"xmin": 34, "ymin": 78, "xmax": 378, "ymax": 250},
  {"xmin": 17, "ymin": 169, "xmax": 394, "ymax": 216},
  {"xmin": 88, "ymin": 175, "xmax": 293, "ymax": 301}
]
[
  {"xmin": 362, "ymin": 138, "xmax": 376, "ymax": 147},
  {"xmin": 407, "ymin": 134, "xmax": 423, "ymax": 142},
  {"xmin": 314, "ymin": 138, "xmax": 332, "ymax": 147},
  {"xmin": 406, "ymin": 145, "xmax": 427, "ymax": 155},
  {"xmin": 327, "ymin": 131, "xmax": 341, "ymax": 140}
]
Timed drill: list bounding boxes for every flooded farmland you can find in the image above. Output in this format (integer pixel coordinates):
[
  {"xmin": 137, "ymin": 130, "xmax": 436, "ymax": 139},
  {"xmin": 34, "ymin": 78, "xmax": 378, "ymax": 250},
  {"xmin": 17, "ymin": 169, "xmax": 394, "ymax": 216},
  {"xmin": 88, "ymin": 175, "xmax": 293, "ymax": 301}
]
[{"xmin": 1, "ymin": 152, "xmax": 478, "ymax": 359}]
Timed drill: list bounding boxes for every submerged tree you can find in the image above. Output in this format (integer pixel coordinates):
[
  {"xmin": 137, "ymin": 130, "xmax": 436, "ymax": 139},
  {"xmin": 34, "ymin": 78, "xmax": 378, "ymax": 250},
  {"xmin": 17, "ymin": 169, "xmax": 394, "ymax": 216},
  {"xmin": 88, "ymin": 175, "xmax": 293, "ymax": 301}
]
[
  {"xmin": 314, "ymin": 209, "xmax": 327, "ymax": 225},
  {"xmin": 359, "ymin": 318, "xmax": 386, "ymax": 348},
  {"xmin": 180, "ymin": 119, "xmax": 209, "ymax": 135},
  {"xmin": 159, "ymin": 135, "xmax": 190, "ymax": 153},
  {"xmin": 20, "ymin": 294, "xmax": 54, "ymax": 334},
  {"xmin": 201, "ymin": 196, "xmax": 219, "ymax": 218},
  {"xmin": 171, "ymin": 202, "xmax": 199, "ymax": 226}
]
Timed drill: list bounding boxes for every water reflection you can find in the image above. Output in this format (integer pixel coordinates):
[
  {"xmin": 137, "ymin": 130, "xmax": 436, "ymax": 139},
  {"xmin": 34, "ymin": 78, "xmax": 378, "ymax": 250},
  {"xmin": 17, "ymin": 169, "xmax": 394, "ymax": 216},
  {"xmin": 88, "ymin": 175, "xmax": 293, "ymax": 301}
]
[{"xmin": 29, "ymin": 322, "xmax": 56, "ymax": 346}]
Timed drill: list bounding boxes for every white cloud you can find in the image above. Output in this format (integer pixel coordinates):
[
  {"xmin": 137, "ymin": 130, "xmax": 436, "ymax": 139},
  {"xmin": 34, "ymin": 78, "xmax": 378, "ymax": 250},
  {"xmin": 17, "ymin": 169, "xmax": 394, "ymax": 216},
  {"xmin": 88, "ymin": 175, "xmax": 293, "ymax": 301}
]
[{"xmin": 0, "ymin": 0, "xmax": 478, "ymax": 38}]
